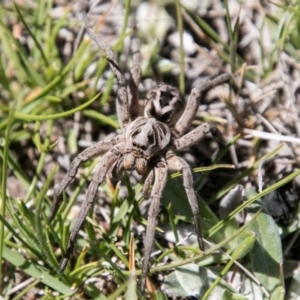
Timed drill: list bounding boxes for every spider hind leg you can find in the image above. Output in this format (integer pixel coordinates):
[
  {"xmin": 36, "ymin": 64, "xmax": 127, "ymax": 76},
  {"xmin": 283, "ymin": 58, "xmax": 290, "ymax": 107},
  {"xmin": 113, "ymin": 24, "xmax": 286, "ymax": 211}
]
[
  {"xmin": 166, "ymin": 151, "xmax": 205, "ymax": 251},
  {"xmin": 140, "ymin": 160, "xmax": 168, "ymax": 292},
  {"xmin": 49, "ymin": 135, "xmax": 124, "ymax": 222},
  {"xmin": 58, "ymin": 144, "xmax": 124, "ymax": 272}
]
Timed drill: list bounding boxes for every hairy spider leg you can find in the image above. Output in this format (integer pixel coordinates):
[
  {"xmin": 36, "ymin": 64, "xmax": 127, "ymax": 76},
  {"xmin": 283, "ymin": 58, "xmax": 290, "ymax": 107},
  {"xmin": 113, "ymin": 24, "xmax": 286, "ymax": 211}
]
[
  {"xmin": 129, "ymin": 36, "xmax": 141, "ymax": 120},
  {"xmin": 141, "ymin": 160, "xmax": 168, "ymax": 292},
  {"xmin": 166, "ymin": 151, "xmax": 205, "ymax": 251},
  {"xmin": 174, "ymin": 123, "xmax": 226, "ymax": 150},
  {"xmin": 83, "ymin": 12, "xmax": 130, "ymax": 129},
  {"xmin": 174, "ymin": 73, "xmax": 231, "ymax": 136},
  {"xmin": 141, "ymin": 169, "xmax": 154, "ymax": 200},
  {"xmin": 49, "ymin": 135, "xmax": 124, "ymax": 222},
  {"xmin": 59, "ymin": 143, "xmax": 124, "ymax": 272}
]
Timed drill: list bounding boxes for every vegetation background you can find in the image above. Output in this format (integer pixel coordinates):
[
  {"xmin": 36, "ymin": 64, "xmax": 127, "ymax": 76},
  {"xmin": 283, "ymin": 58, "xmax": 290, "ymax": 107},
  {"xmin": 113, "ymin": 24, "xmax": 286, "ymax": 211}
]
[{"xmin": 0, "ymin": 0, "xmax": 300, "ymax": 299}]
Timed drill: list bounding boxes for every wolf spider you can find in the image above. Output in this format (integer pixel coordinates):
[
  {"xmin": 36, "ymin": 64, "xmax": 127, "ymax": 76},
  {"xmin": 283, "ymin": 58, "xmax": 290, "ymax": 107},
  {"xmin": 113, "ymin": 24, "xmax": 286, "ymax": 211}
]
[{"xmin": 49, "ymin": 12, "xmax": 230, "ymax": 292}]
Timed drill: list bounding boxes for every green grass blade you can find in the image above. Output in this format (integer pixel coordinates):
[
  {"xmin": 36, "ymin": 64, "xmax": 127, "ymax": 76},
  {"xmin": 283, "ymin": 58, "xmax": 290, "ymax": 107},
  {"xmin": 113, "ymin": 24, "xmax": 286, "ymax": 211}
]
[
  {"xmin": 2, "ymin": 245, "xmax": 71, "ymax": 295},
  {"xmin": 13, "ymin": 2, "xmax": 49, "ymax": 66},
  {"xmin": 202, "ymin": 233, "xmax": 256, "ymax": 299},
  {"xmin": 209, "ymin": 143, "xmax": 284, "ymax": 203},
  {"xmin": 0, "ymin": 48, "xmax": 11, "ymax": 93},
  {"xmin": 208, "ymin": 168, "xmax": 300, "ymax": 238},
  {"xmin": 0, "ymin": 21, "xmax": 27, "ymax": 84},
  {"xmin": 21, "ymin": 38, "xmax": 89, "ymax": 104},
  {"xmin": 0, "ymin": 94, "xmax": 18, "ymax": 290},
  {"xmin": 83, "ymin": 110, "xmax": 119, "ymax": 129},
  {"xmin": 0, "ymin": 212, "xmax": 40, "ymax": 259},
  {"xmin": 4, "ymin": 93, "xmax": 100, "ymax": 123},
  {"xmin": 35, "ymin": 166, "xmax": 60, "ymax": 272},
  {"xmin": 0, "ymin": 148, "xmax": 31, "ymax": 188},
  {"xmin": 125, "ymin": 273, "xmax": 137, "ymax": 300}
]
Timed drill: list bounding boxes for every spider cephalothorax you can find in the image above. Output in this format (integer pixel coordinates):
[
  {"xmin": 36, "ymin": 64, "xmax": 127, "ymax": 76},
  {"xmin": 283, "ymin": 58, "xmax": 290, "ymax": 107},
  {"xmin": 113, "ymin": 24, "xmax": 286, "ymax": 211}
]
[
  {"xmin": 49, "ymin": 11, "xmax": 230, "ymax": 293},
  {"xmin": 124, "ymin": 117, "xmax": 171, "ymax": 174}
]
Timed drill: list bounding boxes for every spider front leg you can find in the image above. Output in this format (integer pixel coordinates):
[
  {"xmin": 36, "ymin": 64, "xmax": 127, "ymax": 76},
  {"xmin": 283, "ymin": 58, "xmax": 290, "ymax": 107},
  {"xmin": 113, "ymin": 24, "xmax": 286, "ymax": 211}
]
[
  {"xmin": 174, "ymin": 73, "xmax": 231, "ymax": 136},
  {"xmin": 129, "ymin": 36, "xmax": 141, "ymax": 120},
  {"xmin": 83, "ymin": 13, "xmax": 130, "ymax": 129},
  {"xmin": 140, "ymin": 170, "xmax": 154, "ymax": 200},
  {"xmin": 49, "ymin": 135, "xmax": 124, "ymax": 222},
  {"xmin": 166, "ymin": 151, "xmax": 205, "ymax": 251},
  {"xmin": 59, "ymin": 143, "xmax": 124, "ymax": 272},
  {"xmin": 174, "ymin": 123, "xmax": 225, "ymax": 151},
  {"xmin": 141, "ymin": 160, "xmax": 168, "ymax": 292}
]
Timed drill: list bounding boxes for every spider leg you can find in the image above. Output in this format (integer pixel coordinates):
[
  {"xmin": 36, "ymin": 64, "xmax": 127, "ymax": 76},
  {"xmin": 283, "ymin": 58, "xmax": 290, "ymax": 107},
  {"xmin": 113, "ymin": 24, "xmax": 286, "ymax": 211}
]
[
  {"xmin": 174, "ymin": 123, "xmax": 226, "ymax": 151},
  {"xmin": 49, "ymin": 135, "xmax": 124, "ymax": 222},
  {"xmin": 82, "ymin": 12, "xmax": 130, "ymax": 130},
  {"xmin": 174, "ymin": 73, "xmax": 231, "ymax": 136},
  {"xmin": 59, "ymin": 144, "xmax": 123, "ymax": 272},
  {"xmin": 141, "ymin": 160, "xmax": 168, "ymax": 292},
  {"xmin": 141, "ymin": 170, "xmax": 154, "ymax": 200},
  {"xmin": 129, "ymin": 36, "xmax": 141, "ymax": 119},
  {"xmin": 166, "ymin": 151, "xmax": 205, "ymax": 251}
]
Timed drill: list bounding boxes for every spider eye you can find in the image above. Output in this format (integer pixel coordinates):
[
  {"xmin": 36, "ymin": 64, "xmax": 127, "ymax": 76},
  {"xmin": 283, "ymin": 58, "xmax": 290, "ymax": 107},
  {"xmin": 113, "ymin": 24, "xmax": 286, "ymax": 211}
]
[
  {"xmin": 149, "ymin": 107, "xmax": 156, "ymax": 117},
  {"xmin": 160, "ymin": 90, "xmax": 169, "ymax": 97},
  {"xmin": 159, "ymin": 97, "xmax": 170, "ymax": 108},
  {"xmin": 133, "ymin": 142, "xmax": 137, "ymax": 147},
  {"xmin": 161, "ymin": 112, "xmax": 171, "ymax": 122},
  {"xmin": 148, "ymin": 134, "xmax": 154, "ymax": 144},
  {"xmin": 141, "ymin": 145, "xmax": 146, "ymax": 151}
]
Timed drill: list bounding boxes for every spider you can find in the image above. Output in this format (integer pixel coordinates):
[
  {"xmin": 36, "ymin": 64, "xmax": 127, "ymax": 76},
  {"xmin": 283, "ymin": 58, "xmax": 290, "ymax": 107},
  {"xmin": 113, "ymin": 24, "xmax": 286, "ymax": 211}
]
[{"xmin": 49, "ymin": 12, "xmax": 230, "ymax": 292}]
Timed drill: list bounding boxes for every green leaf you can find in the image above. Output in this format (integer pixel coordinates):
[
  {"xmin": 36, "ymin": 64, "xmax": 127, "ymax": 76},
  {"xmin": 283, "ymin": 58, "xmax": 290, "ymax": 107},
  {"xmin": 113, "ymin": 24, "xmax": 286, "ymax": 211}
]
[
  {"xmin": 161, "ymin": 178, "xmax": 223, "ymax": 243},
  {"xmin": 35, "ymin": 166, "xmax": 60, "ymax": 272},
  {"xmin": 161, "ymin": 263, "xmax": 232, "ymax": 299},
  {"xmin": 286, "ymin": 263, "xmax": 300, "ymax": 299},
  {"xmin": 203, "ymin": 232, "xmax": 255, "ymax": 299},
  {"xmin": 270, "ymin": 285, "xmax": 285, "ymax": 300},
  {"xmin": 154, "ymin": 291, "xmax": 169, "ymax": 300},
  {"xmin": 209, "ymin": 168, "xmax": 300, "ymax": 239},
  {"xmin": 222, "ymin": 289, "xmax": 249, "ymax": 300},
  {"xmin": 0, "ymin": 93, "xmax": 101, "ymax": 128},
  {"xmin": 83, "ymin": 110, "xmax": 119, "ymax": 129},
  {"xmin": 125, "ymin": 272, "xmax": 137, "ymax": 300},
  {"xmin": 13, "ymin": 2, "xmax": 49, "ymax": 66},
  {"xmin": 3, "ymin": 245, "xmax": 71, "ymax": 295},
  {"xmin": 245, "ymin": 188, "xmax": 283, "ymax": 294}
]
